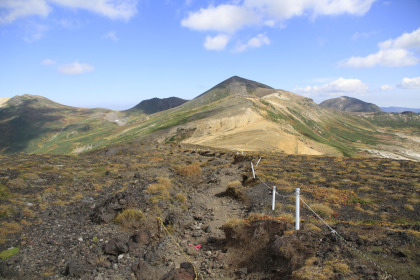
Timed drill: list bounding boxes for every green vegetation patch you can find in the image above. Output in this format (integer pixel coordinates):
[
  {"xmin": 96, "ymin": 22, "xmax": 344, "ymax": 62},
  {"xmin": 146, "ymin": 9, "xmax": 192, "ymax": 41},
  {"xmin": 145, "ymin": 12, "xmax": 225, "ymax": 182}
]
[{"xmin": 0, "ymin": 247, "xmax": 19, "ymax": 260}]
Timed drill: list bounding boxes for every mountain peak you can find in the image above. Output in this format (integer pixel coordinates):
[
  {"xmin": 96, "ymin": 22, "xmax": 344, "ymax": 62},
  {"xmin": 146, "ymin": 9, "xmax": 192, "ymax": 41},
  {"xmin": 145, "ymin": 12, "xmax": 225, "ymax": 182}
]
[
  {"xmin": 193, "ymin": 76, "xmax": 274, "ymax": 104},
  {"xmin": 4, "ymin": 94, "xmax": 68, "ymax": 109},
  {"xmin": 128, "ymin": 97, "xmax": 188, "ymax": 114},
  {"xmin": 209, "ymin": 75, "xmax": 273, "ymax": 92},
  {"xmin": 320, "ymin": 96, "xmax": 383, "ymax": 113}
]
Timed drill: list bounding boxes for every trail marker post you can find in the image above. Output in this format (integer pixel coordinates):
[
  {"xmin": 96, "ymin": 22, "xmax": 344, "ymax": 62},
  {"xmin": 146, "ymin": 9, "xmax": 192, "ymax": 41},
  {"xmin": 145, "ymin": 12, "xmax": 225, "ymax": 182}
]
[
  {"xmin": 296, "ymin": 188, "xmax": 300, "ymax": 230},
  {"xmin": 272, "ymin": 186, "xmax": 276, "ymax": 211},
  {"xmin": 251, "ymin": 162, "xmax": 255, "ymax": 179}
]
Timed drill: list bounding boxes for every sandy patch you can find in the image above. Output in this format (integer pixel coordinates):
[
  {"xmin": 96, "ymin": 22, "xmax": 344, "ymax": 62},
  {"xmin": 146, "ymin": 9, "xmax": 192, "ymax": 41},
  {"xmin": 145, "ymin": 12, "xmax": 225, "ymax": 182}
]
[{"xmin": 182, "ymin": 108, "xmax": 324, "ymax": 155}]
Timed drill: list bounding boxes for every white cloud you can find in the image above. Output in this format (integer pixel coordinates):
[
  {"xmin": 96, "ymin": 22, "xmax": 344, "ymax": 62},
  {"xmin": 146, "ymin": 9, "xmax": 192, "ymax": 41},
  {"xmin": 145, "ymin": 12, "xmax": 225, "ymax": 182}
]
[
  {"xmin": 58, "ymin": 61, "xmax": 95, "ymax": 75},
  {"xmin": 181, "ymin": 0, "xmax": 376, "ymax": 50},
  {"xmin": 0, "ymin": 0, "xmax": 50, "ymax": 24},
  {"xmin": 103, "ymin": 31, "xmax": 118, "ymax": 42},
  {"xmin": 380, "ymin": 85, "xmax": 393, "ymax": 90},
  {"xmin": 233, "ymin": 33, "xmax": 270, "ymax": 52},
  {"xmin": 204, "ymin": 34, "xmax": 230, "ymax": 51},
  {"xmin": 41, "ymin": 58, "xmax": 56, "ymax": 65},
  {"xmin": 50, "ymin": 0, "xmax": 138, "ymax": 21},
  {"xmin": 397, "ymin": 77, "xmax": 420, "ymax": 89},
  {"xmin": 378, "ymin": 28, "xmax": 420, "ymax": 49},
  {"xmin": 340, "ymin": 27, "xmax": 420, "ymax": 68},
  {"xmin": 0, "ymin": 0, "xmax": 138, "ymax": 24},
  {"xmin": 244, "ymin": 0, "xmax": 376, "ymax": 20},
  {"xmin": 181, "ymin": 4, "xmax": 259, "ymax": 33},
  {"xmin": 295, "ymin": 78, "xmax": 368, "ymax": 96},
  {"xmin": 339, "ymin": 48, "xmax": 419, "ymax": 68}
]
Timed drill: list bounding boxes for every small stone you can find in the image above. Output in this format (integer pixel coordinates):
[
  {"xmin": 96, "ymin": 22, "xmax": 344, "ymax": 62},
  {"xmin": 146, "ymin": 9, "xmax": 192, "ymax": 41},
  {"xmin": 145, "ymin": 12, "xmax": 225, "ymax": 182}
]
[
  {"xmin": 65, "ymin": 261, "xmax": 90, "ymax": 277},
  {"xmin": 78, "ymin": 237, "xmax": 83, "ymax": 242},
  {"xmin": 207, "ymin": 236, "xmax": 216, "ymax": 243},
  {"xmin": 192, "ymin": 231, "xmax": 202, "ymax": 237},
  {"xmin": 118, "ymin": 254, "xmax": 124, "ymax": 260},
  {"xmin": 204, "ymin": 225, "xmax": 212, "ymax": 233}
]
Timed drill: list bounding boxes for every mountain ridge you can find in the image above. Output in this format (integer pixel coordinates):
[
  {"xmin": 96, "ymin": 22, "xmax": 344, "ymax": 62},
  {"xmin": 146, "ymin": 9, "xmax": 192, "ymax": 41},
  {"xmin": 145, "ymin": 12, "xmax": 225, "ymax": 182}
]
[{"xmin": 1, "ymin": 76, "xmax": 419, "ymax": 160}]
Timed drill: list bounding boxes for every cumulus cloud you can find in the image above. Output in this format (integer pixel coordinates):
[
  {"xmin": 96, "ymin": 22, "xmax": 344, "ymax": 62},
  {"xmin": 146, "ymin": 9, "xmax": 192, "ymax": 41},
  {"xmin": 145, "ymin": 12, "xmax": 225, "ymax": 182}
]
[
  {"xmin": 294, "ymin": 78, "xmax": 368, "ymax": 96},
  {"xmin": 340, "ymin": 27, "xmax": 420, "ymax": 68},
  {"xmin": 233, "ymin": 33, "xmax": 270, "ymax": 52},
  {"xmin": 0, "ymin": 0, "xmax": 138, "ymax": 24},
  {"xmin": 397, "ymin": 77, "xmax": 420, "ymax": 89},
  {"xmin": 380, "ymin": 85, "xmax": 393, "ymax": 90},
  {"xmin": 181, "ymin": 0, "xmax": 376, "ymax": 50},
  {"xmin": 58, "ymin": 61, "xmax": 95, "ymax": 75},
  {"xmin": 103, "ymin": 31, "xmax": 118, "ymax": 42},
  {"xmin": 378, "ymin": 28, "xmax": 420, "ymax": 49},
  {"xmin": 244, "ymin": 0, "xmax": 376, "ymax": 20},
  {"xmin": 181, "ymin": 4, "xmax": 259, "ymax": 33},
  {"xmin": 204, "ymin": 34, "xmax": 230, "ymax": 51}
]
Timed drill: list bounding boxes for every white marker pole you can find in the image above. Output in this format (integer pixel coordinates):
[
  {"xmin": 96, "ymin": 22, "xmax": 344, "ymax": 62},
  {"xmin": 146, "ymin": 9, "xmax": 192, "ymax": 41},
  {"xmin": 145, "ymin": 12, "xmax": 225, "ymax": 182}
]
[
  {"xmin": 272, "ymin": 186, "xmax": 276, "ymax": 211},
  {"xmin": 251, "ymin": 162, "xmax": 255, "ymax": 179},
  {"xmin": 295, "ymin": 188, "xmax": 300, "ymax": 230},
  {"xmin": 256, "ymin": 157, "xmax": 261, "ymax": 166}
]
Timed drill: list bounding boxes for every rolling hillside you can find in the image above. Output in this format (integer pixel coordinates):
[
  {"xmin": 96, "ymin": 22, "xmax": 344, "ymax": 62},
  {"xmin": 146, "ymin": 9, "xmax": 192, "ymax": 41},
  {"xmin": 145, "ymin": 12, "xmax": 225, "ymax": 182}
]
[{"xmin": 1, "ymin": 77, "xmax": 419, "ymax": 160}]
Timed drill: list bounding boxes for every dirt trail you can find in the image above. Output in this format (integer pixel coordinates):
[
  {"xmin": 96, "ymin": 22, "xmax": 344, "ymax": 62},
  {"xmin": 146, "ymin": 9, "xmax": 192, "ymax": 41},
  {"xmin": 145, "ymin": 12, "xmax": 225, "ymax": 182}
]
[{"xmin": 162, "ymin": 161, "xmax": 248, "ymax": 279}]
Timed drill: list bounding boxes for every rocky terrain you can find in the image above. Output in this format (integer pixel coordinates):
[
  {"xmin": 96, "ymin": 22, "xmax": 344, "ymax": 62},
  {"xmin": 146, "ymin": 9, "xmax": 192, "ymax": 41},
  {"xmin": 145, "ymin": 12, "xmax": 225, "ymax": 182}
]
[{"xmin": 0, "ymin": 143, "xmax": 419, "ymax": 279}]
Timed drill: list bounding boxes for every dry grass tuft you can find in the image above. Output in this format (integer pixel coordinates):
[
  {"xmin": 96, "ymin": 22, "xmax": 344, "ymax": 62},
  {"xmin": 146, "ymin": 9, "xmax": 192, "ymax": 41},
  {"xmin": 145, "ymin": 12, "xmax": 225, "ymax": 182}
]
[
  {"xmin": 308, "ymin": 203, "xmax": 334, "ymax": 219},
  {"xmin": 145, "ymin": 177, "xmax": 172, "ymax": 203},
  {"xmin": 404, "ymin": 204, "xmax": 414, "ymax": 211},
  {"xmin": 226, "ymin": 180, "xmax": 246, "ymax": 201},
  {"xmin": 178, "ymin": 163, "xmax": 202, "ymax": 178},
  {"xmin": 114, "ymin": 208, "xmax": 144, "ymax": 229}
]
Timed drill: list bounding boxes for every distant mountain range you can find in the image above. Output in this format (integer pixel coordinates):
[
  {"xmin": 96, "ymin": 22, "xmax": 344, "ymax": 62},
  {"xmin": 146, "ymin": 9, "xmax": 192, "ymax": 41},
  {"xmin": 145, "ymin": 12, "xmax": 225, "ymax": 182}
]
[
  {"xmin": 380, "ymin": 107, "xmax": 420, "ymax": 113},
  {"xmin": 1, "ymin": 76, "xmax": 419, "ymax": 160}
]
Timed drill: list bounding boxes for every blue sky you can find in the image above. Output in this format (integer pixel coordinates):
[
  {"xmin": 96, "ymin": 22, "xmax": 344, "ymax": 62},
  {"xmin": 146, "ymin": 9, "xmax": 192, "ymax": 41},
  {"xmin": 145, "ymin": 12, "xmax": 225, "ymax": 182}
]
[{"xmin": 1, "ymin": 0, "xmax": 419, "ymax": 110}]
